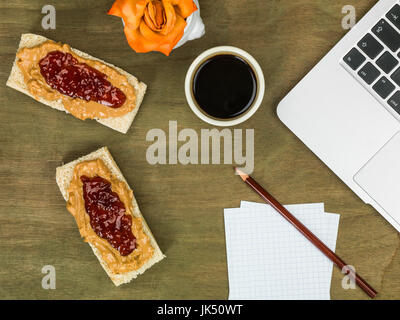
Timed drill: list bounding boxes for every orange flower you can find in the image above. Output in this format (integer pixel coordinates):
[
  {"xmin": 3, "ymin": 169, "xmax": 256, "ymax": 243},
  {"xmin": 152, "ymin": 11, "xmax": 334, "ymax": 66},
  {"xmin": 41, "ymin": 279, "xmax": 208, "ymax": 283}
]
[{"xmin": 108, "ymin": 0, "xmax": 198, "ymax": 56}]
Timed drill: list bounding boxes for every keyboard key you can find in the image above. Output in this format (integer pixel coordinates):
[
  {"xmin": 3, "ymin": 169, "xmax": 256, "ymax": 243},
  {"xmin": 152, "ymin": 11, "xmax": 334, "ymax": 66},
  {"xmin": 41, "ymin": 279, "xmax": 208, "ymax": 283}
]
[
  {"xmin": 357, "ymin": 33, "xmax": 384, "ymax": 59},
  {"xmin": 343, "ymin": 48, "xmax": 366, "ymax": 70},
  {"xmin": 373, "ymin": 77, "xmax": 395, "ymax": 98},
  {"xmin": 358, "ymin": 62, "xmax": 381, "ymax": 84},
  {"xmin": 388, "ymin": 91, "xmax": 400, "ymax": 115},
  {"xmin": 376, "ymin": 51, "xmax": 399, "ymax": 73},
  {"xmin": 372, "ymin": 19, "xmax": 400, "ymax": 52},
  {"xmin": 390, "ymin": 66, "xmax": 400, "ymax": 86},
  {"xmin": 386, "ymin": 4, "xmax": 400, "ymax": 31}
]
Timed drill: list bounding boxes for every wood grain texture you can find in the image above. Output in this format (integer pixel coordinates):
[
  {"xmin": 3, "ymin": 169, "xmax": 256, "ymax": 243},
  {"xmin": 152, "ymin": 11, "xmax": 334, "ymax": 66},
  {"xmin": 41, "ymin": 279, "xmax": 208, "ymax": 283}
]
[{"xmin": 0, "ymin": 0, "xmax": 399, "ymax": 299}]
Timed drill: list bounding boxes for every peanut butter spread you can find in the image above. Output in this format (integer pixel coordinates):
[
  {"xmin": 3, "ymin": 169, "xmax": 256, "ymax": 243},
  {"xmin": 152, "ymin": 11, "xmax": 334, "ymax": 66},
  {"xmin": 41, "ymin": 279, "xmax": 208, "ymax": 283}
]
[
  {"xmin": 66, "ymin": 159, "xmax": 154, "ymax": 274},
  {"xmin": 16, "ymin": 41, "xmax": 136, "ymax": 120}
]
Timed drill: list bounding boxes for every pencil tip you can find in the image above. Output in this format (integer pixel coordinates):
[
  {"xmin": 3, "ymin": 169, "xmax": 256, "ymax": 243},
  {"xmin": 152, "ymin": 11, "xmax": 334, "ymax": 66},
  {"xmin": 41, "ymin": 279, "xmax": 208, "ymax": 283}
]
[{"xmin": 234, "ymin": 167, "xmax": 249, "ymax": 181}]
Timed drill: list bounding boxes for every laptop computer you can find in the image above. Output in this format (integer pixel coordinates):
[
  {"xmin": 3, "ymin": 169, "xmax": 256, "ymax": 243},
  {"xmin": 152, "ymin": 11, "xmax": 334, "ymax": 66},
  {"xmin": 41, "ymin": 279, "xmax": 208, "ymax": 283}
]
[{"xmin": 277, "ymin": 0, "xmax": 400, "ymax": 231}]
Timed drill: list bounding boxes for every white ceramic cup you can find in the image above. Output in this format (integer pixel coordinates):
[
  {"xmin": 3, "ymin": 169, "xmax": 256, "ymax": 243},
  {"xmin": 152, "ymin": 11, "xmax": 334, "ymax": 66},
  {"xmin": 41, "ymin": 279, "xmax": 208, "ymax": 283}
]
[{"xmin": 185, "ymin": 46, "xmax": 265, "ymax": 127}]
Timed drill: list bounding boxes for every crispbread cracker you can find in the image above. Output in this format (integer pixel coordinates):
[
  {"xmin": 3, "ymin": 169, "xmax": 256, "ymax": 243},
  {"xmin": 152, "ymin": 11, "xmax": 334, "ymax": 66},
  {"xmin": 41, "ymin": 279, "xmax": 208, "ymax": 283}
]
[
  {"xmin": 7, "ymin": 34, "xmax": 147, "ymax": 134},
  {"xmin": 56, "ymin": 147, "xmax": 165, "ymax": 286}
]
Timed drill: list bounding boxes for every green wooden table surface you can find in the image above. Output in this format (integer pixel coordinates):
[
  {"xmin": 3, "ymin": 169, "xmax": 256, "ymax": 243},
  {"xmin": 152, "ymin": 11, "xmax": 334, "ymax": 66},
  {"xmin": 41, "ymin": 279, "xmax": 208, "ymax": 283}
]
[{"xmin": 1, "ymin": 0, "xmax": 399, "ymax": 300}]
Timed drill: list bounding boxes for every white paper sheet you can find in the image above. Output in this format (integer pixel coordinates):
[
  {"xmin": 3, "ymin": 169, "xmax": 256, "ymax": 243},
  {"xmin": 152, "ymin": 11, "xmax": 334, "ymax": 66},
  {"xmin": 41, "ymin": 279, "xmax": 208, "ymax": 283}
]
[{"xmin": 224, "ymin": 202, "xmax": 340, "ymax": 300}]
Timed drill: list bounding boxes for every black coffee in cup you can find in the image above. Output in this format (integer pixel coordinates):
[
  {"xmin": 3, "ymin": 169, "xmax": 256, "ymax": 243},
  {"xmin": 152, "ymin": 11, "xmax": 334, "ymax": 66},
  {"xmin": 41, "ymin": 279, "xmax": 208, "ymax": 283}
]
[{"xmin": 192, "ymin": 54, "xmax": 257, "ymax": 119}]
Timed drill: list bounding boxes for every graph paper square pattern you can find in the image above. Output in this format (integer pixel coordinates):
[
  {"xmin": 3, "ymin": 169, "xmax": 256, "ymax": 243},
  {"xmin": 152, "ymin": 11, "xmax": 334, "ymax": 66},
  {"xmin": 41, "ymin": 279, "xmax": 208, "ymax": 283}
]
[{"xmin": 224, "ymin": 202, "xmax": 340, "ymax": 300}]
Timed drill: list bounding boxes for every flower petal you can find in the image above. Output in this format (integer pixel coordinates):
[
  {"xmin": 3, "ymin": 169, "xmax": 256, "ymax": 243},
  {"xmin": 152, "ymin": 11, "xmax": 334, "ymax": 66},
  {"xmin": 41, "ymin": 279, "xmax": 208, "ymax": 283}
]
[
  {"xmin": 170, "ymin": 0, "xmax": 198, "ymax": 18},
  {"xmin": 123, "ymin": 26, "xmax": 158, "ymax": 53},
  {"xmin": 108, "ymin": 0, "xmax": 149, "ymax": 30},
  {"xmin": 160, "ymin": 0, "xmax": 176, "ymax": 35}
]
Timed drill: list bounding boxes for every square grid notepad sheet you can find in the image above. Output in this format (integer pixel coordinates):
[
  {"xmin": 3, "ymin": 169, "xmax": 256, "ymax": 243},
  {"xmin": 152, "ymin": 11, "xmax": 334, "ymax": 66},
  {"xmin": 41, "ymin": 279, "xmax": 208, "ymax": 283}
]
[{"xmin": 224, "ymin": 202, "xmax": 340, "ymax": 300}]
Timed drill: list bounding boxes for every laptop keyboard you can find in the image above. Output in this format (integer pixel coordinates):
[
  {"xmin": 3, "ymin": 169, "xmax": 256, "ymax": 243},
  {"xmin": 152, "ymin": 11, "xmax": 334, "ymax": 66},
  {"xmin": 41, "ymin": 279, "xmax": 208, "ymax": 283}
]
[{"xmin": 343, "ymin": 4, "xmax": 400, "ymax": 115}]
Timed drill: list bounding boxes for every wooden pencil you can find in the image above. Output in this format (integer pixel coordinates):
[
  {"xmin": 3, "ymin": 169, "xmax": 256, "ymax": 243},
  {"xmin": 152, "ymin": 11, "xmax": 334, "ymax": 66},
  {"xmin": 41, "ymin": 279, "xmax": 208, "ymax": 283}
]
[{"xmin": 235, "ymin": 167, "xmax": 377, "ymax": 299}]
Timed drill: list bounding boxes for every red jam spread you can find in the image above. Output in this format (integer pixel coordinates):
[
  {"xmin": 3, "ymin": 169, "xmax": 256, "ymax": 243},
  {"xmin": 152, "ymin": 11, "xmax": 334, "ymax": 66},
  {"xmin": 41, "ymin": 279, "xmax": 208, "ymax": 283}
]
[
  {"xmin": 81, "ymin": 175, "xmax": 136, "ymax": 256},
  {"xmin": 39, "ymin": 51, "xmax": 126, "ymax": 108}
]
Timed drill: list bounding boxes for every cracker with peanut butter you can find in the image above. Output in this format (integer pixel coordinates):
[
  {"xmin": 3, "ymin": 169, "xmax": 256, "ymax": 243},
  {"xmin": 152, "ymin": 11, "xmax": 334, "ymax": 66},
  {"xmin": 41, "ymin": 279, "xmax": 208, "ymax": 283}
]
[
  {"xmin": 56, "ymin": 147, "xmax": 165, "ymax": 286},
  {"xmin": 7, "ymin": 34, "xmax": 147, "ymax": 134}
]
